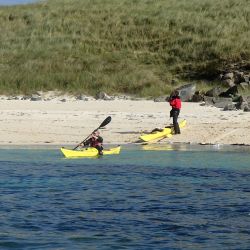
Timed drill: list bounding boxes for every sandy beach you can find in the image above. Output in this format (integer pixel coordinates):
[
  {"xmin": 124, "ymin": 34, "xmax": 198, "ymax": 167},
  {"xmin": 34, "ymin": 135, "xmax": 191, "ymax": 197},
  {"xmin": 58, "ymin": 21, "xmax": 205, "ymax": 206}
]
[{"xmin": 0, "ymin": 98, "xmax": 249, "ymax": 146}]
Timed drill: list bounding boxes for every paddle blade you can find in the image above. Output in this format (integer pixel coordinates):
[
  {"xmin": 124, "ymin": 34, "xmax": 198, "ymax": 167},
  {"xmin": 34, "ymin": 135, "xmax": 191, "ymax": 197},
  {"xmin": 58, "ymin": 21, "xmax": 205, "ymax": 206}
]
[
  {"xmin": 72, "ymin": 116, "xmax": 111, "ymax": 150},
  {"xmin": 99, "ymin": 116, "xmax": 111, "ymax": 128}
]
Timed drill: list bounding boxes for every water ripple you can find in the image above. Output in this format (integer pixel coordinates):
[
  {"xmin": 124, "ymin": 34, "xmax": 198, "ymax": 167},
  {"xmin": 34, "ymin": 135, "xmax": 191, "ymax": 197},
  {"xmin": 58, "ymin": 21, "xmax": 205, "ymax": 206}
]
[{"xmin": 0, "ymin": 147, "xmax": 249, "ymax": 249}]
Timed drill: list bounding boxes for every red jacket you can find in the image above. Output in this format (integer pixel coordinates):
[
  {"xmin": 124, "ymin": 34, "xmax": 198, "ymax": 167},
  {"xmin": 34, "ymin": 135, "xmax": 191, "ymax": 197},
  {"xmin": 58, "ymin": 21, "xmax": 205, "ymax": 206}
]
[{"xmin": 169, "ymin": 96, "xmax": 181, "ymax": 109}]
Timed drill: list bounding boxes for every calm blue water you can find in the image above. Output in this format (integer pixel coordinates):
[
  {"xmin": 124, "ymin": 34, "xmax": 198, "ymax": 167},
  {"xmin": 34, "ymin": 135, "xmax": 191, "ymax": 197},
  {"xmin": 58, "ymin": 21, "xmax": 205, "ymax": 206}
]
[{"xmin": 0, "ymin": 144, "xmax": 249, "ymax": 250}]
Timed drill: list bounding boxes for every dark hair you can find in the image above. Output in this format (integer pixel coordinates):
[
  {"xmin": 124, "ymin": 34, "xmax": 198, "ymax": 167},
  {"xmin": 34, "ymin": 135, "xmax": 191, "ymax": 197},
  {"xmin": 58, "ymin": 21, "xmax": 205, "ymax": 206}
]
[
  {"xmin": 173, "ymin": 90, "xmax": 179, "ymax": 96},
  {"xmin": 170, "ymin": 90, "xmax": 179, "ymax": 98}
]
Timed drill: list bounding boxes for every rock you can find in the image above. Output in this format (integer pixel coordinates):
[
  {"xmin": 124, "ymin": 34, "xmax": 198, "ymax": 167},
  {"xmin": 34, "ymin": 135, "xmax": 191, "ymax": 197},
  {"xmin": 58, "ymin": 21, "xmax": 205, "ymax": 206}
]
[
  {"xmin": 219, "ymin": 74, "xmax": 224, "ymax": 80},
  {"xmin": 213, "ymin": 97, "xmax": 233, "ymax": 108},
  {"xmin": 203, "ymin": 96, "xmax": 214, "ymax": 105},
  {"xmin": 235, "ymin": 96, "xmax": 249, "ymax": 110},
  {"xmin": 176, "ymin": 83, "xmax": 196, "ymax": 101},
  {"xmin": 238, "ymin": 102, "xmax": 249, "ymax": 110},
  {"xmin": 223, "ymin": 103, "xmax": 236, "ymax": 111},
  {"xmin": 234, "ymin": 71, "xmax": 245, "ymax": 84},
  {"xmin": 238, "ymin": 95, "xmax": 246, "ymax": 103},
  {"xmin": 242, "ymin": 75, "xmax": 249, "ymax": 83},
  {"xmin": 223, "ymin": 72, "xmax": 234, "ymax": 80},
  {"xmin": 191, "ymin": 91, "xmax": 203, "ymax": 102},
  {"xmin": 96, "ymin": 92, "xmax": 114, "ymax": 100},
  {"xmin": 246, "ymin": 96, "xmax": 250, "ymax": 104},
  {"xmin": 205, "ymin": 87, "xmax": 222, "ymax": 97},
  {"xmin": 60, "ymin": 98, "xmax": 67, "ymax": 102},
  {"xmin": 30, "ymin": 94, "xmax": 42, "ymax": 101},
  {"xmin": 219, "ymin": 85, "xmax": 238, "ymax": 97},
  {"xmin": 244, "ymin": 106, "xmax": 250, "ymax": 112},
  {"xmin": 203, "ymin": 96, "xmax": 233, "ymax": 108},
  {"xmin": 222, "ymin": 79, "xmax": 235, "ymax": 87},
  {"xmin": 21, "ymin": 95, "xmax": 31, "ymax": 100},
  {"xmin": 76, "ymin": 94, "xmax": 89, "ymax": 101},
  {"xmin": 7, "ymin": 96, "xmax": 19, "ymax": 100}
]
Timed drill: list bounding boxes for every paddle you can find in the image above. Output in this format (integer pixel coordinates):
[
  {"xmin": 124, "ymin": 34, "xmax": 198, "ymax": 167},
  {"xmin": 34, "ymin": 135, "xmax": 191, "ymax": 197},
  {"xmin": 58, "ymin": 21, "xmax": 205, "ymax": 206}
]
[{"xmin": 73, "ymin": 116, "xmax": 112, "ymax": 150}]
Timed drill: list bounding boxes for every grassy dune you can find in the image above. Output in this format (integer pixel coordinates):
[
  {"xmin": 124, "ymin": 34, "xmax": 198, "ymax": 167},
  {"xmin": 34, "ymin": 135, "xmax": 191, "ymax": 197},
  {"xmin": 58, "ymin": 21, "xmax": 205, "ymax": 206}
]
[{"xmin": 0, "ymin": 0, "xmax": 249, "ymax": 96}]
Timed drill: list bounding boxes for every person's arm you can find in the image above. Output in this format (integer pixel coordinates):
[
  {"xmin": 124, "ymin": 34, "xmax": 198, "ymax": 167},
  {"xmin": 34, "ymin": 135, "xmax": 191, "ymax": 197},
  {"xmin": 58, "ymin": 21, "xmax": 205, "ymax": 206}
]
[
  {"xmin": 169, "ymin": 98, "xmax": 176, "ymax": 107},
  {"xmin": 83, "ymin": 138, "xmax": 91, "ymax": 146}
]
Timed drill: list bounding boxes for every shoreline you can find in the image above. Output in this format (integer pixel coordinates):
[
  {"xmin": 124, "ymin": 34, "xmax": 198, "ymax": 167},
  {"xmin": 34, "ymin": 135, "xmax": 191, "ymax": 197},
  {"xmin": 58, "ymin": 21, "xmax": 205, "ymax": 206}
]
[
  {"xmin": 0, "ymin": 143, "xmax": 250, "ymax": 154},
  {"xmin": 0, "ymin": 99, "xmax": 249, "ymax": 146}
]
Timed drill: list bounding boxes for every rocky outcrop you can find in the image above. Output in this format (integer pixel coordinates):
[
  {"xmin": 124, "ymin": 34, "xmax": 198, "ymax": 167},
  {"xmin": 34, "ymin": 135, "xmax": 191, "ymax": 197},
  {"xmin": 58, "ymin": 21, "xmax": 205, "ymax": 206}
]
[
  {"xmin": 203, "ymin": 96, "xmax": 234, "ymax": 108},
  {"xmin": 205, "ymin": 87, "xmax": 222, "ymax": 97},
  {"xmin": 191, "ymin": 91, "xmax": 203, "ymax": 102},
  {"xmin": 186, "ymin": 66, "xmax": 250, "ymax": 112},
  {"xmin": 30, "ymin": 94, "xmax": 42, "ymax": 101},
  {"xmin": 219, "ymin": 85, "xmax": 238, "ymax": 98},
  {"xmin": 202, "ymin": 86, "xmax": 250, "ymax": 111},
  {"xmin": 220, "ymin": 69, "xmax": 250, "ymax": 87},
  {"xmin": 176, "ymin": 84, "xmax": 196, "ymax": 101},
  {"xmin": 96, "ymin": 92, "xmax": 114, "ymax": 100}
]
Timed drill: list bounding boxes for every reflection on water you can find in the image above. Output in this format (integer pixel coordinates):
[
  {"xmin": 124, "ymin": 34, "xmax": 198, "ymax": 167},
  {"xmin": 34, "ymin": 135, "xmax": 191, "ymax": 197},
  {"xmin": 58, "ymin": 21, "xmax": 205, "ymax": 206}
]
[
  {"xmin": 141, "ymin": 142, "xmax": 250, "ymax": 152},
  {"xmin": 142, "ymin": 143, "xmax": 181, "ymax": 151}
]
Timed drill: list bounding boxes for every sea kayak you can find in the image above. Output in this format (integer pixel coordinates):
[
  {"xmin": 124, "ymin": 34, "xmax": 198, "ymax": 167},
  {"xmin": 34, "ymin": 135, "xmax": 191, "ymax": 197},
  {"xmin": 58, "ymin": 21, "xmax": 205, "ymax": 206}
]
[
  {"xmin": 61, "ymin": 146, "xmax": 121, "ymax": 158},
  {"xmin": 139, "ymin": 119, "xmax": 187, "ymax": 142}
]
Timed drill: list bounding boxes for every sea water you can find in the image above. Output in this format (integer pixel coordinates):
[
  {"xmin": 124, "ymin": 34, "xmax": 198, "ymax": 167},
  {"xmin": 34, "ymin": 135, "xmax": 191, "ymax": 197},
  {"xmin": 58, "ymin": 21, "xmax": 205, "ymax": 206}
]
[{"xmin": 0, "ymin": 144, "xmax": 249, "ymax": 250}]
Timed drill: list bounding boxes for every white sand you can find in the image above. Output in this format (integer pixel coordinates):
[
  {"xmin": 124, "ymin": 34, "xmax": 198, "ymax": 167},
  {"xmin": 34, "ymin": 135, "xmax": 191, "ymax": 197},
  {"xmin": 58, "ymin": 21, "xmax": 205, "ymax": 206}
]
[{"xmin": 0, "ymin": 99, "xmax": 249, "ymax": 146}]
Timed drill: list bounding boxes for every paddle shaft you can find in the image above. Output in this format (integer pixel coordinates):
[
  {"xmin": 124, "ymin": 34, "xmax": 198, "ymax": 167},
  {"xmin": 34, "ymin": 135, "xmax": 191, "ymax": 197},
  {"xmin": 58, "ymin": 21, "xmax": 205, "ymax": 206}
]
[
  {"xmin": 73, "ymin": 116, "xmax": 111, "ymax": 150},
  {"xmin": 73, "ymin": 129, "xmax": 97, "ymax": 150}
]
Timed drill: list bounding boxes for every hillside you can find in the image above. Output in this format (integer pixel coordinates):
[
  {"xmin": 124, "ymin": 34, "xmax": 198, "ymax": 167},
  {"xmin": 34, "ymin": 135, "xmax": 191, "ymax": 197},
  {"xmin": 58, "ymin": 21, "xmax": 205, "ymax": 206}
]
[{"xmin": 0, "ymin": 0, "xmax": 249, "ymax": 96}]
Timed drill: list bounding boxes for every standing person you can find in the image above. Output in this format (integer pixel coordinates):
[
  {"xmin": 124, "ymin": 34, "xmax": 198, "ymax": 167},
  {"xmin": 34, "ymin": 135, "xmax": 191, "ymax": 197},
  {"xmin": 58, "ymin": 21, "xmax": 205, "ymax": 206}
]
[
  {"xmin": 81, "ymin": 130, "xmax": 104, "ymax": 155},
  {"xmin": 169, "ymin": 90, "xmax": 182, "ymax": 134}
]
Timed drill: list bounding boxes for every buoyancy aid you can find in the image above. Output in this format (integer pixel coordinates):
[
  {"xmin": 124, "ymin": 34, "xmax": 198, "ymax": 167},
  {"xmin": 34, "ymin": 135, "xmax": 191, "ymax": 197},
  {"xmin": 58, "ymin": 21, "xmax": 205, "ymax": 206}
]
[
  {"xmin": 169, "ymin": 96, "xmax": 181, "ymax": 109},
  {"xmin": 89, "ymin": 136, "xmax": 103, "ymax": 147}
]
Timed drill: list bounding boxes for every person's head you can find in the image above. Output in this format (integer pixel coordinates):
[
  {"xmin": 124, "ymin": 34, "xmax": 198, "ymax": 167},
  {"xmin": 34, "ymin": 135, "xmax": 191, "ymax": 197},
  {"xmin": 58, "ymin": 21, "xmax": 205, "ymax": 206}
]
[
  {"xmin": 170, "ymin": 90, "xmax": 179, "ymax": 98},
  {"xmin": 173, "ymin": 90, "xmax": 179, "ymax": 96},
  {"xmin": 92, "ymin": 130, "xmax": 100, "ymax": 138}
]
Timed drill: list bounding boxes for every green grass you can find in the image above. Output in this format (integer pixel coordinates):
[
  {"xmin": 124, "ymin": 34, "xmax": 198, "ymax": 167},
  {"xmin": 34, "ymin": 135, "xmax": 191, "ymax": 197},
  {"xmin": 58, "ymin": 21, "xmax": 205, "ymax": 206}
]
[{"xmin": 0, "ymin": 0, "xmax": 249, "ymax": 96}]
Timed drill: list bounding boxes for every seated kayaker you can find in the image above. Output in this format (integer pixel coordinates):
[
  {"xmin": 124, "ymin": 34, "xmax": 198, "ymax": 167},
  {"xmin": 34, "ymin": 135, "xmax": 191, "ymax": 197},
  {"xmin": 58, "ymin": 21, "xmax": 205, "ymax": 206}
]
[{"xmin": 80, "ymin": 130, "xmax": 104, "ymax": 155}]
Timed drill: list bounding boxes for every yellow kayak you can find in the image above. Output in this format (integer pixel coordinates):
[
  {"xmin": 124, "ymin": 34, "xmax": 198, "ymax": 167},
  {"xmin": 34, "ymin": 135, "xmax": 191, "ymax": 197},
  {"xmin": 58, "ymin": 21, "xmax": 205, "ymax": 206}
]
[
  {"xmin": 61, "ymin": 146, "xmax": 121, "ymax": 158},
  {"xmin": 139, "ymin": 120, "xmax": 187, "ymax": 142}
]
